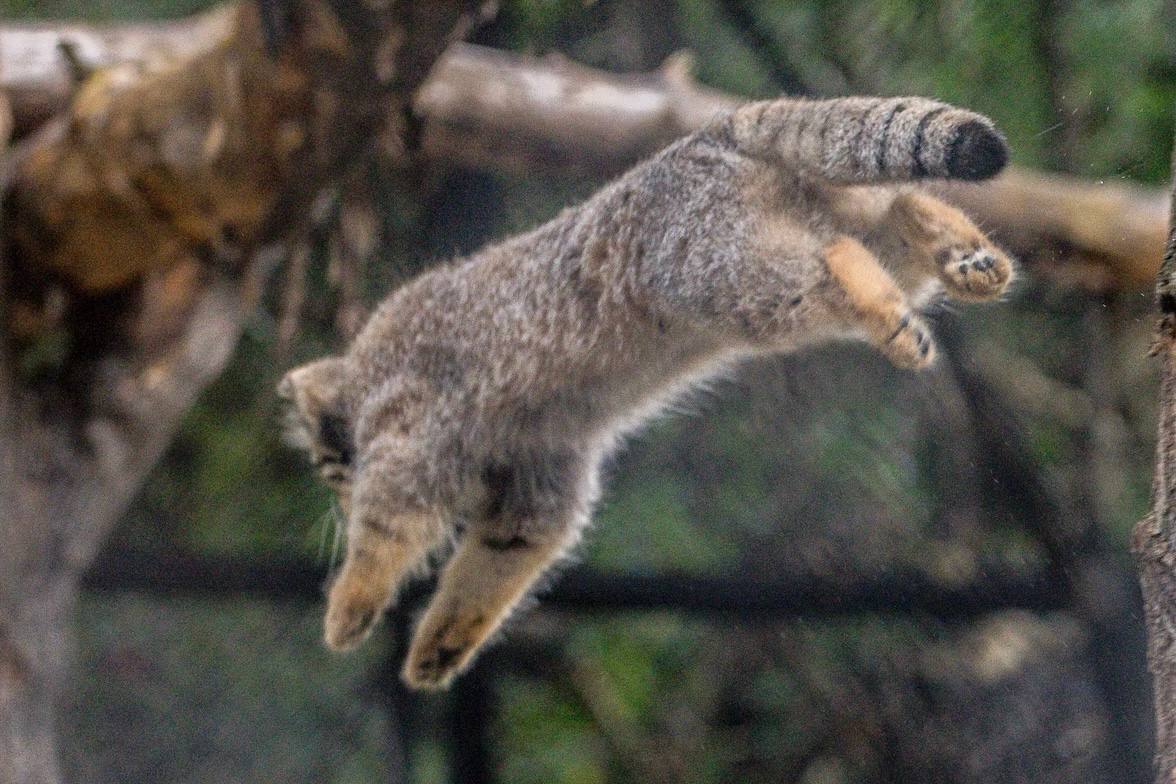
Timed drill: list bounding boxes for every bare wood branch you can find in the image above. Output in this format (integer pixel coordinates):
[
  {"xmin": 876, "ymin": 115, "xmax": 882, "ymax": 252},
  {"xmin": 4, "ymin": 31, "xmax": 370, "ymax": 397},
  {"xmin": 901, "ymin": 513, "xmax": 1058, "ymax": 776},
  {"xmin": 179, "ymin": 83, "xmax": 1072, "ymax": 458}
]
[
  {"xmin": 0, "ymin": 8, "xmax": 236, "ymax": 135},
  {"xmin": 417, "ymin": 46, "xmax": 740, "ymax": 173},
  {"xmin": 419, "ymin": 44, "xmax": 1168, "ymax": 290},
  {"xmin": 0, "ymin": 14, "xmax": 1166, "ymax": 290},
  {"xmin": 933, "ymin": 169, "xmax": 1168, "ymax": 288}
]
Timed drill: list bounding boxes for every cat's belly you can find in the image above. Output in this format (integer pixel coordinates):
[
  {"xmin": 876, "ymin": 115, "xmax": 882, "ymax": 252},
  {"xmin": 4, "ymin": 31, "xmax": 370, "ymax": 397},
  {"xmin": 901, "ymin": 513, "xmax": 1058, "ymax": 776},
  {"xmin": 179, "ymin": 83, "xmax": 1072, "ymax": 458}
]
[{"xmin": 465, "ymin": 345, "xmax": 738, "ymax": 457}]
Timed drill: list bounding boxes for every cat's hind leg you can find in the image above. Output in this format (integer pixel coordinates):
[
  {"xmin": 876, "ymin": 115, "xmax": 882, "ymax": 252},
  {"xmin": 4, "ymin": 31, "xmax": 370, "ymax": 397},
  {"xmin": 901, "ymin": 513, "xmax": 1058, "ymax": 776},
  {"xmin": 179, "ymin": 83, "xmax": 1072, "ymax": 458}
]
[
  {"xmin": 823, "ymin": 235, "xmax": 936, "ymax": 369},
  {"xmin": 887, "ymin": 191, "xmax": 1014, "ymax": 301}
]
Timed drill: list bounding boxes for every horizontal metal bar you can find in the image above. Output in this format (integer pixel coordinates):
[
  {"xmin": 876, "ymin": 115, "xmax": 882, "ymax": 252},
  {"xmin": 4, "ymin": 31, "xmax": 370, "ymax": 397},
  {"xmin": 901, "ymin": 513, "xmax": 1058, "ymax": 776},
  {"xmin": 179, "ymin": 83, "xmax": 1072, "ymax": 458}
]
[{"xmin": 83, "ymin": 548, "xmax": 1065, "ymax": 621}]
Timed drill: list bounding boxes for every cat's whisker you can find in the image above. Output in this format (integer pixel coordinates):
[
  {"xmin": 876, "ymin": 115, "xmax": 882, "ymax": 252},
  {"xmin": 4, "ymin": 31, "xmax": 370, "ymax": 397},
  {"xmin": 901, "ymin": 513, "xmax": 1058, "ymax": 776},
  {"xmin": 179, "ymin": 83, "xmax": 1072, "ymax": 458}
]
[
  {"xmin": 329, "ymin": 506, "xmax": 346, "ymax": 572},
  {"xmin": 316, "ymin": 508, "xmax": 333, "ymax": 563}
]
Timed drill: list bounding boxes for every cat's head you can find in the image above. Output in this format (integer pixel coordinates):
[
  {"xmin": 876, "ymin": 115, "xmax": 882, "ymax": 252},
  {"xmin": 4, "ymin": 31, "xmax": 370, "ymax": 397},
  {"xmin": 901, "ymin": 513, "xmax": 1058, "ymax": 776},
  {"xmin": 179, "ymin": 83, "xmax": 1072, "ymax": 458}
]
[{"xmin": 278, "ymin": 356, "xmax": 356, "ymax": 510}]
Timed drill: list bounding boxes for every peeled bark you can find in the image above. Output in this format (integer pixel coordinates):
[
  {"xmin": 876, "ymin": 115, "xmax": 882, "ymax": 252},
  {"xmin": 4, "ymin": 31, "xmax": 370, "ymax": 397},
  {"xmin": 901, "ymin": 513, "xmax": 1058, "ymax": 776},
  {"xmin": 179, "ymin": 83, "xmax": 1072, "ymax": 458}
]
[{"xmin": 0, "ymin": 2, "xmax": 478, "ymax": 782}]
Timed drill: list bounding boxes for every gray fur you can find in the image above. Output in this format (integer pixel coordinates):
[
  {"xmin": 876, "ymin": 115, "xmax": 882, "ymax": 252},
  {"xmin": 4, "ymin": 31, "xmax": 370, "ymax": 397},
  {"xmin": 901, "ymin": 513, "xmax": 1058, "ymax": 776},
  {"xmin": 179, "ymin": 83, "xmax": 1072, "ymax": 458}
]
[{"xmin": 279, "ymin": 94, "xmax": 1015, "ymax": 687}]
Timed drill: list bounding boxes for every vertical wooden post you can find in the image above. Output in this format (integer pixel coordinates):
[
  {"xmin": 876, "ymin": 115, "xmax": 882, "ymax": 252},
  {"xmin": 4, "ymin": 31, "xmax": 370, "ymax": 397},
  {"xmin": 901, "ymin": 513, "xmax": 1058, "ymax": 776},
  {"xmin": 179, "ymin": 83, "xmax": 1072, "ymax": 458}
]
[
  {"xmin": 451, "ymin": 655, "xmax": 495, "ymax": 784},
  {"xmin": 1132, "ymin": 131, "xmax": 1176, "ymax": 783},
  {"xmin": 378, "ymin": 614, "xmax": 415, "ymax": 784}
]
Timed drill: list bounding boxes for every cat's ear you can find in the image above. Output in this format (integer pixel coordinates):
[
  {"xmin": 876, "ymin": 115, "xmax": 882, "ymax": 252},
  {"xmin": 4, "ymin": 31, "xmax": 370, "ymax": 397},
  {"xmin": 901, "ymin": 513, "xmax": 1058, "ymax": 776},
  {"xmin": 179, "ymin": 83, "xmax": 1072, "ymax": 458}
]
[
  {"xmin": 278, "ymin": 356, "xmax": 348, "ymax": 414},
  {"xmin": 278, "ymin": 356, "xmax": 352, "ymax": 459}
]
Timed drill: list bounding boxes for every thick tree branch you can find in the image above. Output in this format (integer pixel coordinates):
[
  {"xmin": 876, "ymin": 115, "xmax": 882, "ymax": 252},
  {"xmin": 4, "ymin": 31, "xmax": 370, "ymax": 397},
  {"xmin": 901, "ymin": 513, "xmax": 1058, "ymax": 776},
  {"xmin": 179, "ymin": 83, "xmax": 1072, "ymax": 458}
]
[
  {"xmin": 933, "ymin": 169, "xmax": 1168, "ymax": 288},
  {"xmin": 418, "ymin": 44, "xmax": 1168, "ymax": 289},
  {"xmin": 0, "ymin": 17, "xmax": 1166, "ymax": 290}
]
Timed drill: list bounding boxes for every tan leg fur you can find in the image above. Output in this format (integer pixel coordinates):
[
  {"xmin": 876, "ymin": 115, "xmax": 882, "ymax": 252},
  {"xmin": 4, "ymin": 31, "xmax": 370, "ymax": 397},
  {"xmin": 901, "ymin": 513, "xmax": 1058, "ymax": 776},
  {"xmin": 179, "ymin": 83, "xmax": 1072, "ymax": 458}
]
[
  {"xmin": 324, "ymin": 510, "xmax": 444, "ymax": 652},
  {"xmin": 889, "ymin": 192, "xmax": 1013, "ymax": 301},
  {"xmin": 822, "ymin": 236, "xmax": 935, "ymax": 369},
  {"xmin": 402, "ymin": 531, "xmax": 574, "ymax": 689}
]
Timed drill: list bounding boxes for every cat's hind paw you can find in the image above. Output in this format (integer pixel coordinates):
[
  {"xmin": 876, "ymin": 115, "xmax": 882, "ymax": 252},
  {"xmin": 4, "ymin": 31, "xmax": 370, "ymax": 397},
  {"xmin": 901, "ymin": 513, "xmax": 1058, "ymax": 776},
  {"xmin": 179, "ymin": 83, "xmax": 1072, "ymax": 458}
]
[
  {"xmin": 888, "ymin": 192, "xmax": 1014, "ymax": 302},
  {"xmin": 822, "ymin": 236, "xmax": 936, "ymax": 371},
  {"xmin": 938, "ymin": 245, "xmax": 1013, "ymax": 301}
]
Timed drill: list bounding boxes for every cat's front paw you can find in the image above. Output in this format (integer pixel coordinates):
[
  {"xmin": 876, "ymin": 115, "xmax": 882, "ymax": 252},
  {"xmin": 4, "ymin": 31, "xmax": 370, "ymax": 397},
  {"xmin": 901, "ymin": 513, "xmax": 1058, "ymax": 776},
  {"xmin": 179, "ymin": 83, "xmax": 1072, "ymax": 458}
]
[
  {"xmin": 938, "ymin": 245, "xmax": 1013, "ymax": 301},
  {"xmin": 323, "ymin": 573, "xmax": 385, "ymax": 652},
  {"xmin": 402, "ymin": 610, "xmax": 487, "ymax": 690}
]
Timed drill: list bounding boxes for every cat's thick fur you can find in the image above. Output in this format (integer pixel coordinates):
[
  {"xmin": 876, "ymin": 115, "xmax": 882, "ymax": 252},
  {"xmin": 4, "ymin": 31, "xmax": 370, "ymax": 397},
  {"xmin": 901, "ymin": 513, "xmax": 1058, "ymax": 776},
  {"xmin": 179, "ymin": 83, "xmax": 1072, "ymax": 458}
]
[{"xmin": 280, "ymin": 95, "xmax": 1014, "ymax": 689}]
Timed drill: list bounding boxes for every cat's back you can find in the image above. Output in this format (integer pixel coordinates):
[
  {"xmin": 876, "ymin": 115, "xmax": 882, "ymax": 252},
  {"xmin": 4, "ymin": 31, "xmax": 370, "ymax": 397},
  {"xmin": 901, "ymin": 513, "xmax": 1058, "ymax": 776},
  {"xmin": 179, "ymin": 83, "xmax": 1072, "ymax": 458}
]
[{"xmin": 345, "ymin": 209, "xmax": 604, "ymax": 400}]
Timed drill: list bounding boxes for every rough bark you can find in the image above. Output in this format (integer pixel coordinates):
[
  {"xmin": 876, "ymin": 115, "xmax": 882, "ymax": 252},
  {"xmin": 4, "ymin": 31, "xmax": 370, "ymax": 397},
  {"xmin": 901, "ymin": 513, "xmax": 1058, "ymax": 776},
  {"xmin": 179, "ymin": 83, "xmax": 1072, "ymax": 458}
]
[
  {"xmin": 0, "ymin": 2, "xmax": 478, "ymax": 782},
  {"xmin": 0, "ymin": 19, "xmax": 1167, "ymax": 290},
  {"xmin": 1134, "ymin": 135, "xmax": 1176, "ymax": 783}
]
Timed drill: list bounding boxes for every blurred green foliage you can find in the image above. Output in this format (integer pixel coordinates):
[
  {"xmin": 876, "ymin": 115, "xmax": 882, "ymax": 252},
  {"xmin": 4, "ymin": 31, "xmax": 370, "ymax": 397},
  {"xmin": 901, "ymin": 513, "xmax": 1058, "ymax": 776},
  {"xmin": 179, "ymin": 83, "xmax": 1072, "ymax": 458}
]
[{"xmin": 4, "ymin": 0, "xmax": 1170, "ymax": 781}]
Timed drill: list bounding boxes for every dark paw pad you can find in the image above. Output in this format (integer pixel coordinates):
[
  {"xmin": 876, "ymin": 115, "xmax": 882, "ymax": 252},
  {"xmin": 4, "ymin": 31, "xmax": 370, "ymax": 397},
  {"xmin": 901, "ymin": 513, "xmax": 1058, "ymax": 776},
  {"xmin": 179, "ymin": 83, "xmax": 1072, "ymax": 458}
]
[
  {"xmin": 404, "ymin": 643, "xmax": 468, "ymax": 689},
  {"xmin": 916, "ymin": 328, "xmax": 932, "ymax": 357},
  {"xmin": 942, "ymin": 248, "xmax": 1011, "ymax": 300},
  {"xmin": 881, "ymin": 310, "xmax": 936, "ymax": 370}
]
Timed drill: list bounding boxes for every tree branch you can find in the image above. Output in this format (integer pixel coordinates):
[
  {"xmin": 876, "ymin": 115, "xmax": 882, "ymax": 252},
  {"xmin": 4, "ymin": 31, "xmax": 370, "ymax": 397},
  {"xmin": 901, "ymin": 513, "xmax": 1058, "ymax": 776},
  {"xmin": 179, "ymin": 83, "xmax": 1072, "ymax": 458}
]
[
  {"xmin": 83, "ymin": 546, "xmax": 1066, "ymax": 619},
  {"xmin": 419, "ymin": 43, "xmax": 1168, "ymax": 289},
  {"xmin": 933, "ymin": 169, "xmax": 1168, "ymax": 288}
]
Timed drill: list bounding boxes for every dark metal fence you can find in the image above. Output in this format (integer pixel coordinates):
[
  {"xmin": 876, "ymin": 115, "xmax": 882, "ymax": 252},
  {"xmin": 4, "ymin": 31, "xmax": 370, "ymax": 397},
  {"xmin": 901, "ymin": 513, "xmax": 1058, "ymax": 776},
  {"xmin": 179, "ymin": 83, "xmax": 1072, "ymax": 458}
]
[{"xmin": 84, "ymin": 546, "xmax": 1073, "ymax": 784}]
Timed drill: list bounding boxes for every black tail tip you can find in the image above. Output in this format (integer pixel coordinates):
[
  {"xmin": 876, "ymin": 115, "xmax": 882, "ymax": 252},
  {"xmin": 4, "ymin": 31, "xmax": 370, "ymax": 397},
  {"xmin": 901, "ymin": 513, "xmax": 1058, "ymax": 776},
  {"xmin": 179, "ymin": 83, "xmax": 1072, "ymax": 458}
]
[{"xmin": 946, "ymin": 120, "xmax": 1009, "ymax": 180}]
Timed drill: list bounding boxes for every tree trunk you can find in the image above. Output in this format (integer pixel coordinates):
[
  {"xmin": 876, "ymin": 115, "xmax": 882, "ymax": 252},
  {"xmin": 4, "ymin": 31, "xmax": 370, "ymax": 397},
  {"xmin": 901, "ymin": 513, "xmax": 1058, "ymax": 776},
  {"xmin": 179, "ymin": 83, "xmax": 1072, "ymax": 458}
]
[
  {"xmin": 0, "ymin": 278, "xmax": 253, "ymax": 784},
  {"xmin": 1132, "ymin": 135, "xmax": 1176, "ymax": 782},
  {"xmin": 0, "ymin": 2, "xmax": 479, "ymax": 782},
  {"xmin": 0, "ymin": 583, "xmax": 72, "ymax": 784}
]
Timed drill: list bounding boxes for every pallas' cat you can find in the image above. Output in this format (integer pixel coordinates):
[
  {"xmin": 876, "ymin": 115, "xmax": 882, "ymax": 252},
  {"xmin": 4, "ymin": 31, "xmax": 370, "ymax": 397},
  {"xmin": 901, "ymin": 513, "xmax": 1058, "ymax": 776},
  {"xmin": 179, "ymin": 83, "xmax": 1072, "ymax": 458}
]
[{"xmin": 280, "ymin": 95, "xmax": 1014, "ymax": 689}]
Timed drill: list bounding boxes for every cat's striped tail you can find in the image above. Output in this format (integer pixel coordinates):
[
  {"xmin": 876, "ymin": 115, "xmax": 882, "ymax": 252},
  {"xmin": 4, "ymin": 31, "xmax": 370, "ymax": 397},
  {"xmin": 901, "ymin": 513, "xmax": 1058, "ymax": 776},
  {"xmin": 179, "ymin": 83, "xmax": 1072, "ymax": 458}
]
[{"xmin": 722, "ymin": 96, "xmax": 1008, "ymax": 184}]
